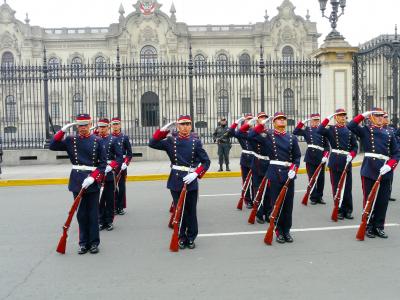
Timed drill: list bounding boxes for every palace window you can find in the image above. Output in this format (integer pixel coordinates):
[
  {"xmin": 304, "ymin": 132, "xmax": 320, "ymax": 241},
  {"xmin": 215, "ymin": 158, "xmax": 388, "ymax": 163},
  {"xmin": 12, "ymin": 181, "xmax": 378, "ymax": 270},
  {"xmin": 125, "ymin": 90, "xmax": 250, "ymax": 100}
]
[
  {"xmin": 282, "ymin": 46, "xmax": 294, "ymax": 61},
  {"xmin": 72, "ymin": 93, "xmax": 84, "ymax": 116},
  {"xmin": 196, "ymin": 97, "xmax": 206, "ymax": 115},
  {"xmin": 5, "ymin": 95, "xmax": 17, "ymax": 123},
  {"xmin": 216, "ymin": 53, "xmax": 228, "ymax": 73},
  {"xmin": 95, "ymin": 56, "xmax": 106, "ymax": 76},
  {"xmin": 241, "ymin": 97, "xmax": 251, "ymax": 114},
  {"xmin": 217, "ymin": 89, "xmax": 229, "ymax": 117},
  {"xmin": 96, "ymin": 101, "xmax": 107, "ymax": 118},
  {"xmin": 283, "ymin": 88, "xmax": 295, "ymax": 115},
  {"xmin": 194, "ymin": 54, "xmax": 206, "ymax": 74},
  {"xmin": 71, "ymin": 57, "xmax": 83, "ymax": 77},
  {"xmin": 140, "ymin": 46, "xmax": 158, "ymax": 65},
  {"xmin": 239, "ymin": 53, "xmax": 251, "ymax": 73},
  {"xmin": 141, "ymin": 91, "xmax": 159, "ymax": 127},
  {"xmin": 1, "ymin": 51, "xmax": 14, "ymax": 76},
  {"xmin": 48, "ymin": 57, "xmax": 60, "ymax": 78},
  {"xmin": 51, "ymin": 102, "xmax": 60, "ymax": 119}
]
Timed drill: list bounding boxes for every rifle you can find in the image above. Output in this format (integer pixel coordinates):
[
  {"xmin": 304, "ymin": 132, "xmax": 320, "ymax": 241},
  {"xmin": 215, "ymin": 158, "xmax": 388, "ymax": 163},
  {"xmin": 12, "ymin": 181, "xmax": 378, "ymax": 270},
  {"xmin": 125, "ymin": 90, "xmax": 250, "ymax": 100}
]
[
  {"xmin": 99, "ymin": 177, "xmax": 106, "ymax": 202},
  {"xmin": 356, "ymin": 175, "xmax": 383, "ymax": 241},
  {"xmin": 301, "ymin": 162, "xmax": 325, "ymax": 206},
  {"xmin": 264, "ymin": 178, "xmax": 291, "ymax": 245},
  {"xmin": 56, "ymin": 188, "xmax": 85, "ymax": 254},
  {"xmin": 169, "ymin": 184, "xmax": 187, "ymax": 252},
  {"xmin": 168, "ymin": 205, "xmax": 175, "ymax": 229},
  {"xmin": 248, "ymin": 176, "xmax": 268, "ymax": 224},
  {"xmin": 331, "ymin": 161, "xmax": 350, "ymax": 222},
  {"xmin": 236, "ymin": 170, "xmax": 252, "ymax": 210}
]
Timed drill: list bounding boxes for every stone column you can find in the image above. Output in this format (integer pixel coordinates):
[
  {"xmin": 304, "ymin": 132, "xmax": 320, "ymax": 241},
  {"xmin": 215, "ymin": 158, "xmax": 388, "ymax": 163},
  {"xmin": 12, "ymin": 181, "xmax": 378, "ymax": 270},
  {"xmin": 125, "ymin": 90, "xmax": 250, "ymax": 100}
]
[{"xmin": 312, "ymin": 38, "xmax": 358, "ymax": 118}]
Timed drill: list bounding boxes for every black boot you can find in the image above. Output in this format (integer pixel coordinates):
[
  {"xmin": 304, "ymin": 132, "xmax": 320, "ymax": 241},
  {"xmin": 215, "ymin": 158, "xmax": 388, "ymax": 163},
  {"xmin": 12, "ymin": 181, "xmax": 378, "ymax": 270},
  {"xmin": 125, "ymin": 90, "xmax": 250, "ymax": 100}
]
[
  {"xmin": 218, "ymin": 165, "xmax": 223, "ymax": 172},
  {"xmin": 226, "ymin": 164, "xmax": 231, "ymax": 171}
]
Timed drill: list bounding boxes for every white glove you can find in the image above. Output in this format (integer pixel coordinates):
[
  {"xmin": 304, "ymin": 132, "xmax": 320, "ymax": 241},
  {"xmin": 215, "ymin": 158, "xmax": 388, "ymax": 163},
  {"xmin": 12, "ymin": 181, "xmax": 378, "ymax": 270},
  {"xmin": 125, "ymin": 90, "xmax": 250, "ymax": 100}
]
[
  {"xmin": 303, "ymin": 118, "xmax": 311, "ymax": 123},
  {"xmin": 380, "ymin": 164, "xmax": 391, "ymax": 175},
  {"xmin": 183, "ymin": 172, "xmax": 198, "ymax": 184},
  {"xmin": 248, "ymin": 117, "xmax": 258, "ymax": 127},
  {"xmin": 288, "ymin": 170, "xmax": 296, "ymax": 179},
  {"xmin": 82, "ymin": 176, "xmax": 95, "ymax": 189},
  {"xmin": 362, "ymin": 111, "xmax": 373, "ymax": 118},
  {"xmin": 346, "ymin": 154, "xmax": 353, "ymax": 163},
  {"xmin": 121, "ymin": 163, "xmax": 128, "ymax": 171},
  {"xmin": 90, "ymin": 126, "xmax": 97, "ymax": 131},
  {"xmin": 105, "ymin": 165, "xmax": 113, "ymax": 174},
  {"xmin": 321, "ymin": 156, "xmax": 328, "ymax": 164},
  {"xmin": 61, "ymin": 122, "xmax": 77, "ymax": 132},
  {"xmin": 327, "ymin": 113, "xmax": 337, "ymax": 120},
  {"xmin": 261, "ymin": 116, "xmax": 273, "ymax": 125},
  {"xmin": 161, "ymin": 121, "xmax": 175, "ymax": 132},
  {"xmin": 235, "ymin": 117, "xmax": 245, "ymax": 125}
]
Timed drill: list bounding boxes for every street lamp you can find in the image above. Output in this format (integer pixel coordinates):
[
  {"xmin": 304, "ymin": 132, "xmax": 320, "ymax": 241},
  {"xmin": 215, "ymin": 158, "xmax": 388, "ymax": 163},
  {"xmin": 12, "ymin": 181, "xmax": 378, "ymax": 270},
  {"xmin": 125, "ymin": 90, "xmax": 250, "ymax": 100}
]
[{"xmin": 319, "ymin": 0, "xmax": 346, "ymax": 40}]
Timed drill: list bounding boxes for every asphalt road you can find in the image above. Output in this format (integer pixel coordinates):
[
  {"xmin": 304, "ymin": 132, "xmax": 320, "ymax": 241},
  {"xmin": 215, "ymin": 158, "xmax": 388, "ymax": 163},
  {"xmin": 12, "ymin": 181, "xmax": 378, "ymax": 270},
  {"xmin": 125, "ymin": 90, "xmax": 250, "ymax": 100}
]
[{"xmin": 1, "ymin": 169, "xmax": 400, "ymax": 300}]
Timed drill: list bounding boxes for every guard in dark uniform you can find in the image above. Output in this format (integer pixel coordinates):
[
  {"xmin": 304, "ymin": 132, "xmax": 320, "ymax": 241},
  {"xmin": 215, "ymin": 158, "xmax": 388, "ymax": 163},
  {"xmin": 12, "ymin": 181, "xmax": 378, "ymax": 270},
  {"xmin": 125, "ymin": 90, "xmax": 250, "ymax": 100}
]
[
  {"xmin": 293, "ymin": 113, "xmax": 330, "ymax": 204},
  {"xmin": 149, "ymin": 115, "xmax": 210, "ymax": 249},
  {"xmin": 348, "ymin": 108, "xmax": 399, "ymax": 238},
  {"xmin": 213, "ymin": 117, "xmax": 232, "ymax": 171},
  {"xmin": 229, "ymin": 114, "xmax": 254, "ymax": 207},
  {"xmin": 111, "ymin": 117, "xmax": 133, "ymax": 215},
  {"xmin": 383, "ymin": 113, "xmax": 397, "ymax": 202},
  {"xmin": 251, "ymin": 112, "xmax": 301, "ymax": 243},
  {"xmin": 317, "ymin": 108, "xmax": 358, "ymax": 220},
  {"xmin": 96, "ymin": 119, "xmax": 123, "ymax": 231},
  {"xmin": 49, "ymin": 114, "xmax": 106, "ymax": 254},
  {"xmin": 240, "ymin": 112, "xmax": 270, "ymax": 212}
]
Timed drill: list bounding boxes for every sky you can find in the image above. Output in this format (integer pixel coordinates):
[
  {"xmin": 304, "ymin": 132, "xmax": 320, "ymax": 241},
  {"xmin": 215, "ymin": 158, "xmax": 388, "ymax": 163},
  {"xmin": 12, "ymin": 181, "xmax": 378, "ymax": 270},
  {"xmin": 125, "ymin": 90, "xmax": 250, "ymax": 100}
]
[{"xmin": 3, "ymin": 0, "xmax": 400, "ymax": 46}]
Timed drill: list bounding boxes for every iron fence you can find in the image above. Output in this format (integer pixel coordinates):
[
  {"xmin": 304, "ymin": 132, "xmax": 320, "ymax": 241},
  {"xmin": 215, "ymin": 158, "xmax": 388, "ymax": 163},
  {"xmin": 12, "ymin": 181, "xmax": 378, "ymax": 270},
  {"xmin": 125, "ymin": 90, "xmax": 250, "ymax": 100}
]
[{"xmin": 0, "ymin": 47, "xmax": 321, "ymax": 149}]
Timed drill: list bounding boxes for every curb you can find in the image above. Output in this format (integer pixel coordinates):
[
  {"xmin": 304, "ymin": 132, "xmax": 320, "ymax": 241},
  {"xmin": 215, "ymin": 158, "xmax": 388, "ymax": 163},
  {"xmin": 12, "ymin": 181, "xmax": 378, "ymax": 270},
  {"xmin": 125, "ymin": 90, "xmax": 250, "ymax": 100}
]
[{"xmin": 0, "ymin": 161, "xmax": 362, "ymax": 187}]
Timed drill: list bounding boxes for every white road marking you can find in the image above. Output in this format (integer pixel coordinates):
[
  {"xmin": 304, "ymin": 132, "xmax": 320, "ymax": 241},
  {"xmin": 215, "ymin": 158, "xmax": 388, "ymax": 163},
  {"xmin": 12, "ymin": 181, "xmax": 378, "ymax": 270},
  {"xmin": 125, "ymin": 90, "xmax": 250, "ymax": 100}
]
[
  {"xmin": 200, "ymin": 190, "xmax": 306, "ymax": 197},
  {"xmin": 198, "ymin": 223, "xmax": 400, "ymax": 238}
]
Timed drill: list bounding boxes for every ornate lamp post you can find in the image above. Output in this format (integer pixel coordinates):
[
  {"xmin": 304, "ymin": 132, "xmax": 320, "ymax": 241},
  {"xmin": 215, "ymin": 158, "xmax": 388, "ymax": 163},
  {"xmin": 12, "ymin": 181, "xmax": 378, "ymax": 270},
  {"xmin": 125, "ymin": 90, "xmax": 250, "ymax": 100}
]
[{"xmin": 319, "ymin": 0, "xmax": 346, "ymax": 40}]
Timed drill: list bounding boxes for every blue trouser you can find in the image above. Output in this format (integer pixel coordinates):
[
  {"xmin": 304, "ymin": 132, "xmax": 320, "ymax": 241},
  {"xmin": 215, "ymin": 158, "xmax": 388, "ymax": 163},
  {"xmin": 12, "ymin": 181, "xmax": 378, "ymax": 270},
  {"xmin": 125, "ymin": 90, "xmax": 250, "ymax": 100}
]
[
  {"xmin": 306, "ymin": 162, "xmax": 325, "ymax": 201},
  {"xmin": 329, "ymin": 168, "xmax": 353, "ymax": 214},
  {"xmin": 75, "ymin": 191, "xmax": 100, "ymax": 248},
  {"xmin": 99, "ymin": 180, "xmax": 115, "ymax": 225},
  {"xmin": 269, "ymin": 180, "xmax": 294, "ymax": 234},
  {"xmin": 170, "ymin": 189, "xmax": 199, "ymax": 241},
  {"xmin": 256, "ymin": 178, "xmax": 271, "ymax": 220},
  {"xmin": 116, "ymin": 170, "xmax": 127, "ymax": 210},
  {"xmin": 241, "ymin": 165, "xmax": 252, "ymax": 203},
  {"xmin": 362, "ymin": 176, "xmax": 391, "ymax": 230}
]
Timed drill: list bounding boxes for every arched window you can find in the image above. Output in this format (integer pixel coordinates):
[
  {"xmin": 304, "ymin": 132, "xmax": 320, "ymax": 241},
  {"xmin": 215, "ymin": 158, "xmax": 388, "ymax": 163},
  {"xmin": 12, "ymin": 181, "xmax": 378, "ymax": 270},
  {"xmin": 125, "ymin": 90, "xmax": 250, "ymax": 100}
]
[
  {"xmin": 239, "ymin": 53, "xmax": 251, "ymax": 73},
  {"xmin": 217, "ymin": 89, "xmax": 229, "ymax": 117},
  {"xmin": 141, "ymin": 91, "xmax": 159, "ymax": 127},
  {"xmin": 95, "ymin": 56, "xmax": 106, "ymax": 76},
  {"xmin": 48, "ymin": 57, "xmax": 60, "ymax": 78},
  {"xmin": 283, "ymin": 88, "xmax": 295, "ymax": 115},
  {"xmin": 96, "ymin": 100, "xmax": 107, "ymax": 118},
  {"xmin": 140, "ymin": 46, "xmax": 158, "ymax": 65},
  {"xmin": 1, "ymin": 51, "xmax": 14, "ymax": 67},
  {"xmin": 216, "ymin": 53, "xmax": 228, "ymax": 73},
  {"xmin": 71, "ymin": 57, "xmax": 83, "ymax": 77},
  {"xmin": 72, "ymin": 92, "xmax": 83, "ymax": 116},
  {"xmin": 194, "ymin": 54, "xmax": 206, "ymax": 74},
  {"xmin": 5, "ymin": 95, "xmax": 17, "ymax": 123},
  {"xmin": 282, "ymin": 46, "xmax": 294, "ymax": 61}
]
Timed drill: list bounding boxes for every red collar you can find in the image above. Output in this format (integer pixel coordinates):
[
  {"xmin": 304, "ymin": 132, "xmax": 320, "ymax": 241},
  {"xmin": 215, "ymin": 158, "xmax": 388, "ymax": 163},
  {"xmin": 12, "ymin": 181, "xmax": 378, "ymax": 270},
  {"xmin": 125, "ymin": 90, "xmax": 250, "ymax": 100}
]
[
  {"xmin": 99, "ymin": 134, "xmax": 109, "ymax": 138},
  {"xmin": 274, "ymin": 130, "xmax": 286, "ymax": 136},
  {"xmin": 336, "ymin": 124, "xmax": 345, "ymax": 128},
  {"xmin": 371, "ymin": 124, "xmax": 383, "ymax": 129},
  {"xmin": 178, "ymin": 133, "xmax": 190, "ymax": 140},
  {"xmin": 79, "ymin": 133, "xmax": 91, "ymax": 139},
  {"xmin": 112, "ymin": 132, "xmax": 121, "ymax": 137}
]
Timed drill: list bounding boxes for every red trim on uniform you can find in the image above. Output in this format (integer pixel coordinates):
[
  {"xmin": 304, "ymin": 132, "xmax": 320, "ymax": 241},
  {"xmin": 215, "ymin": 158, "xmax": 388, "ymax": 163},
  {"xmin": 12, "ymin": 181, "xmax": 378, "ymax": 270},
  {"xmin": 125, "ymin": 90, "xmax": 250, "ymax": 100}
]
[
  {"xmin": 349, "ymin": 151, "xmax": 356, "ymax": 158},
  {"xmin": 387, "ymin": 159, "xmax": 398, "ymax": 170},
  {"xmin": 296, "ymin": 121, "xmax": 305, "ymax": 129},
  {"xmin": 109, "ymin": 160, "xmax": 119, "ymax": 169},
  {"xmin": 361, "ymin": 176, "xmax": 366, "ymax": 208},
  {"xmin": 90, "ymin": 169, "xmax": 103, "ymax": 183},
  {"xmin": 240, "ymin": 123, "xmax": 250, "ymax": 133},
  {"xmin": 53, "ymin": 130, "xmax": 65, "ymax": 141},
  {"xmin": 289, "ymin": 163, "xmax": 298, "ymax": 174},
  {"xmin": 153, "ymin": 129, "xmax": 169, "ymax": 140},
  {"xmin": 323, "ymin": 151, "xmax": 330, "ymax": 158},
  {"xmin": 321, "ymin": 118, "xmax": 329, "ymax": 127},
  {"xmin": 254, "ymin": 124, "xmax": 264, "ymax": 134},
  {"xmin": 353, "ymin": 114, "xmax": 365, "ymax": 124},
  {"xmin": 230, "ymin": 123, "xmax": 238, "ymax": 129},
  {"xmin": 195, "ymin": 165, "xmax": 206, "ymax": 179},
  {"xmin": 124, "ymin": 157, "xmax": 131, "ymax": 165}
]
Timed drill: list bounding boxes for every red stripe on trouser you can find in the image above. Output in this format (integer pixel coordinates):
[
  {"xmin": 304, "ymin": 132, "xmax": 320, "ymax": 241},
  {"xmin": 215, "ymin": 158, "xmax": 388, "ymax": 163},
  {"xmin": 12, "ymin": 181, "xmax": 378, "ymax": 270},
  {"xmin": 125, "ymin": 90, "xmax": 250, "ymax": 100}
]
[
  {"xmin": 329, "ymin": 170, "xmax": 335, "ymax": 196},
  {"xmin": 361, "ymin": 176, "xmax": 366, "ymax": 208}
]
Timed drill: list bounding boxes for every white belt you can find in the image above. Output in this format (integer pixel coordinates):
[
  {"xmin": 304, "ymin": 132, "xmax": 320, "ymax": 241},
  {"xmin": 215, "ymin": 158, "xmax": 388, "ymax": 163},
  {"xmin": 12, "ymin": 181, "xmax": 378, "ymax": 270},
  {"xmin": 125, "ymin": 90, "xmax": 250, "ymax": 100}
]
[
  {"xmin": 332, "ymin": 149, "xmax": 350, "ymax": 156},
  {"xmin": 171, "ymin": 165, "xmax": 196, "ymax": 172},
  {"xmin": 242, "ymin": 150, "xmax": 254, "ymax": 155},
  {"xmin": 308, "ymin": 144, "xmax": 324, "ymax": 151},
  {"xmin": 253, "ymin": 153, "xmax": 269, "ymax": 161},
  {"xmin": 72, "ymin": 165, "xmax": 96, "ymax": 171},
  {"xmin": 364, "ymin": 153, "xmax": 389, "ymax": 161},
  {"xmin": 270, "ymin": 160, "xmax": 291, "ymax": 167}
]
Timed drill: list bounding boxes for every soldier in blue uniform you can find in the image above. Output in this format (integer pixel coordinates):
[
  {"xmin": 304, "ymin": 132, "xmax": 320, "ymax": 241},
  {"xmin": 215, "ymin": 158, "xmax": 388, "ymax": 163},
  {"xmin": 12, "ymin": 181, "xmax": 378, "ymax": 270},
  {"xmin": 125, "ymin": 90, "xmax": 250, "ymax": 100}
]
[
  {"xmin": 240, "ymin": 112, "xmax": 270, "ymax": 213},
  {"xmin": 49, "ymin": 114, "xmax": 106, "ymax": 254},
  {"xmin": 251, "ymin": 112, "xmax": 301, "ymax": 243},
  {"xmin": 229, "ymin": 114, "xmax": 254, "ymax": 208},
  {"xmin": 383, "ymin": 113, "xmax": 397, "ymax": 202},
  {"xmin": 317, "ymin": 108, "xmax": 358, "ymax": 220},
  {"xmin": 111, "ymin": 117, "xmax": 133, "ymax": 215},
  {"xmin": 96, "ymin": 119, "xmax": 123, "ymax": 231},
  {"xmin": 149, "ymin": 115, "xmax": 210, "ymax": 249},
  {"xmin": 348, "ymin": 108, "xmax": 399, "ymax": 238},
  {"xmin": 293, "ymin": 113, "xmax": 329, "ymax": 205}
]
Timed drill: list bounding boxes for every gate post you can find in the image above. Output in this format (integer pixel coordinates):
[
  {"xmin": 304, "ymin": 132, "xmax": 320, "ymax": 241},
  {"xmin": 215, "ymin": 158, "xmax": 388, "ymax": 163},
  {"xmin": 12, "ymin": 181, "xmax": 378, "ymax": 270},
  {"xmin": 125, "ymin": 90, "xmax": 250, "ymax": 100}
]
[
  {"xmin": 43, "ymin": 47, "xmax": 51, "ymax": 149},
  {"xmin": 116, "ymin": 46, "xmax": 122, "ymax": 119},
  {"xmin": 188, "ymin": 45, "xmax": 195, "ymax": 130},
  {"xmin": 259, "ymin": 45, "xmax": 265, "ymax": 113},
  {"xmin": 312, "ymin": 38, "xmax": 358, "ymax": 118}
]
